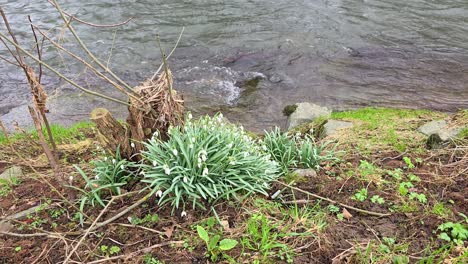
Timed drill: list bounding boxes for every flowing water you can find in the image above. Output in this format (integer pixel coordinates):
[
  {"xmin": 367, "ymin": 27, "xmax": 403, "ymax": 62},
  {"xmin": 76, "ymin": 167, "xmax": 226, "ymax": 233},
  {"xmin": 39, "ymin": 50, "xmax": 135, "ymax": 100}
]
[{"xmin": 1, "ymin": 0, "xmax": 468, "ymax": 131}]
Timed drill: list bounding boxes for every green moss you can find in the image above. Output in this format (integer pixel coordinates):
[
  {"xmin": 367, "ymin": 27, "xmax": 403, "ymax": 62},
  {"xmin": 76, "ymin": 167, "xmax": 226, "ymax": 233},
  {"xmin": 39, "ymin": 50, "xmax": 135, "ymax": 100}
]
[
  {"xmin": 282, "ymin": 104, "xmax": 298, "ymax": 117},
  {"xmin": 0, "ymin": 121, "xmax": 93, "ymax": 145},
  {"xmin": 458, "ymin": 127, "xmax": 468, "ymax": 139}
]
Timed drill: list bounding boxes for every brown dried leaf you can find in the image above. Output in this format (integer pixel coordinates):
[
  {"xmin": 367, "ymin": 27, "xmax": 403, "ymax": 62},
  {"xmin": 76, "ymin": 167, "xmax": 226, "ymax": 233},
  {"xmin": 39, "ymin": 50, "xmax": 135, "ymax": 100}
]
[{"xmin": 342, "ymin": 208, "xmax": 353, "ymax": 220}]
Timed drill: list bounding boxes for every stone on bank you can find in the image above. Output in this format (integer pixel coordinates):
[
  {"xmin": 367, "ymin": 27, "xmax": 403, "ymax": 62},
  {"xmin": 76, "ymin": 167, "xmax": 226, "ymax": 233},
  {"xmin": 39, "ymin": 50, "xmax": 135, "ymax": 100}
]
[{"xmin": 287, "ymin": 103, "xmax": 331, "ymax": 130}]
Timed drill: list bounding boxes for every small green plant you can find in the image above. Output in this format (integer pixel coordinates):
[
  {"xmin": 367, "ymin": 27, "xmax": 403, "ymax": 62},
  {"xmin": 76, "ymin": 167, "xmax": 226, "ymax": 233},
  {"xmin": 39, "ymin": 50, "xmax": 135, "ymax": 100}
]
[
  {"xmin": 402, "ymin": 157, "xmax": 415, "ymax": 169},
  {"xmin": 130, "ymin": 213, "xmax": 159, "ymax": 226},
  {"xmin": 196, "ymin": 225, "xmax": 238, "ymax": 262},
  {"xmin": 437, "ymin": 222, "xmax": 468, "ymax": 246},
  {"xmin": 353, "ymin": 188, "xmax": 368, "ymax": 202},
  {"xmin": 0, "ymin": 176, "xmax": 21, "ymax": 197},
  {"xmin": 48, "ymin": 207, "xmax": 65, "ymax": 219},
  {"xmin": 99, "ymin": 245, "xmax": 121, "ymax": 256},
  {"xmin": 398, "ymin": 182, "xmax": 413, "ymax": 196},
  {"xmin": 14, "ymin": 246, "xmax": 21, "ymax": 252},
  {"xmin": 241, "ymin": 214, "xmax": 292, "ymax": 262},
  {"xmin": 143, "ymin": 254, "xmax": 164, "ymax": 264},
  {"xmin": 386, "ymin": 169, "xmax": 403, "ymax": 180},
  {"xmin": 71, "ymin": 149, "xmax": 137, "ymax": 224},
  {"xmin": 262, "ymin": 127, "xmax": 298, "ymax": 173},
  {"xmin": 359, "ymin": 160, "xmax": 377, "ymax": 176},
  {"xmin": 408, "ymin": 192, "xmax": 427, "ymax": 204},
  {"xmin": 141, "ymin": 114, "xmax": 279, "ymax": 213},
  {"xmin": 432, "ymin": 202, "xmax": 451, "ymax": 218},
  {"xmin": 371, "ymin": 195, "xmax": 385, "ymax": 205},
  {"xmin": 407, "ymin": 174, "xmax": 421, "ymax": 182}
]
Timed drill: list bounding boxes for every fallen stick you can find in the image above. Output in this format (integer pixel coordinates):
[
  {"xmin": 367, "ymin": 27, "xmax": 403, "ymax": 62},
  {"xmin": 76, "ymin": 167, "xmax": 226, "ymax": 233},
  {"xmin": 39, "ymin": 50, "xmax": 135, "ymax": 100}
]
[{"xmin": 275, "ymin": 181, "xmax": 391, "ymax": 217}]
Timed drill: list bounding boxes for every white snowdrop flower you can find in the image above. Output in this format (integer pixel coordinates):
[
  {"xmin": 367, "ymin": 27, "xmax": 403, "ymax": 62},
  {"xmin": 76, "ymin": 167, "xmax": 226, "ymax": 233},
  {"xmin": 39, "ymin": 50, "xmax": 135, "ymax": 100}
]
[
  {"xmin": 183, "ymin": 176, "xmax": 188, "ymax": 183},
  {"xmin": 202, "ymin": 167, "xmax": 209, "ymax": 176},
  {"xmin": 131, "ymin": 142, "xmax": 136, "ymax": 148},
  {"xmin": 240, "ymin": 125, "xmax": 244, "ymax": 131},
  {"xmin": 163, "ymin": 165, "xmax": 171, "ymax": 175},
  {"xmin": 153, "ymin": 160, "xmax": 157, "ymax": 167},
  {"xmin": 201, "ymin": 155, "xmax": 207, "ymax": 162},
  {"xmin": 203, "ymin": 125, "xmax": 207, "ymax": 130},
  {"xmin": 181, "ymin": 211, "xmax": 187, "ymax": 217},
  {"xmin": 155, "ymin": 190, "xmax": 163, "ymax": 197},
  {"xmin": 139, "ymin": 170, "xmax": 145, "ymax": 175},
  {"xmin": 262, "ymin": 145, "xmax": 268, "ymax": 151},
  {"xmin": 112, "ymin": 159, "xmax": 116, "ymax": 164},
  {"xmin": 191, "ymin": 137, "xmax": 196, "ymax": 143},
  {"xmin": 188, "ymin": 113, "xmax": 193, "ymax": 120},
  {"xmin": 103, "ymin": 157, "xmax": 108, "ymax": 161},
  {"xmin": 189, "ymin": 144, "xmax": 194, "ymax": 149},
  {"xmin": 94, "ymin": 175, "xmax": 99, "ymax": 180},
  {"xmin": 120, "ymin": 165, "xmax": 125, "ymax": 170},
  {"xmin": 218, "ymin": 113, "xmax": 223, "ymax": 119},
  {"xmin": 243, "ymin": 152, "xmax": 249, "ymax": 158},
  {"xmin": 243, "ymin": 135, "xmax": 249, "ymax": 142},
  {"xmin": 229, "ymin": 160, "xmax": 236, "ymax": 165},
  {"xmin": 69, "ymin": 175, "xmax": 74, "ymax": 183},
  {"xmin": 198, "ymin": 162, "xmax": 202, "ymax": 168},
  {"xmin": 172, "ymin": 149, "xmax": 178, "ymax": 156},
  {"xmin": 227, "ymin": 143, "xmax": 233, "ymax": 149},
  {"xmin": 96, "ymin": 145, "xmax": 100, "ymax": 150}
]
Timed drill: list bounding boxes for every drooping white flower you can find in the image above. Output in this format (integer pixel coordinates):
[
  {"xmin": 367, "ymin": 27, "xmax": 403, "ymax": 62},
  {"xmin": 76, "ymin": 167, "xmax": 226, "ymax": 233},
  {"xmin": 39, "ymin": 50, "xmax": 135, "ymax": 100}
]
[
  {"xmin": 262, "ymin": 145, "xmax": 268, "ymax": 151},
  {"xmin": 139, "ymin": 170, "xmax": 145, "ymax": 175},
  {"xmin": 172, "ymin": 149, "xmax": 178, "ymax": 156},
  {"xmin": 183, "ymin": 176, "xmax": 188, "ymax": 183},
  {"xmin": 155, "ymin": 190, "xmax": 163, "ymax": 197},
  {"xmin": 191, "ymin": 137, "xmax": 196, "ymax": 143},
  {"xmin": 189, "ymin": 144, "xmax": 194, "ymax": 149},
  {"xmin": 69, "ymin": 175, "xmax": 74, "ymax": 182},
  {"xmin": 243, "ymin": 152, "xmax": 249, "ymax": 158},
  {"xmin": 163, "ymin": 164, "xmax": 171, "ymax": 175},
  {"xmin": 202, "ymin": 167, "xmax": 209, "ymax": 176},
  {"xmin": 152, "ymin": 160, "xmax": 157, "ymax": 167},
  {"xmin": 227, "ymin": 143, "xmax": 233, "ymax": 149},
  {"xmin": 229, "ymin": 160, "xmax": 236, "ymax": 165},
  {"xmin": 181, "ymin": 211, "xmax": 187, "ymax": 217},
  {"xmin": 131, "ymin": 142, "xmax": 136, "ymax": 148},
  {"xmin": 120, "ymin": 165, "xmax": 125, "ymax": 170},
  {"xmin": 103, "ymin": 157, "xmax": 108, "ymax": 161},
  {"xmin": 112, "ymin": 159, "xmax": 116, "ymax": 164},
  {"xmin": 95, "ymin": 175, "xmax": 100, "ymax": 180}
]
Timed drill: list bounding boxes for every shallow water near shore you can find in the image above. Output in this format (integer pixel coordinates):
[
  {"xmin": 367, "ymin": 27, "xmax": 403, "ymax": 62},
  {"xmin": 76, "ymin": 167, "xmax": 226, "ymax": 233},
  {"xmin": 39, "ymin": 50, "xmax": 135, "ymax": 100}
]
[{"xmin": 1, "ymin": 0, "xmax": 468, "ymax": 132}]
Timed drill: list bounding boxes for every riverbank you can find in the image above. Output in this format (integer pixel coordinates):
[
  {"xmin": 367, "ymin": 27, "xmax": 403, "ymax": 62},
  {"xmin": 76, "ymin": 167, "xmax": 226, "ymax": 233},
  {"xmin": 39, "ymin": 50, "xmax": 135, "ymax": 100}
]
[{"xmin": 0, "ymin": 107, "xmax": 467, "ymax": 263}]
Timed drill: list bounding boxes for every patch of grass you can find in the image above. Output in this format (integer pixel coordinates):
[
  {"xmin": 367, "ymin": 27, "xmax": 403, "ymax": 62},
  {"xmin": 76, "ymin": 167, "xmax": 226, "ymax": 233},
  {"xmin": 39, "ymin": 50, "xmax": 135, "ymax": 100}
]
[
  {"xmin": 0, "ymin": 121, "xmax": 93, "ymax": 145},
  {"xmin": 330, "ymin": 107, "xmax": 446, "ymax": 153}
]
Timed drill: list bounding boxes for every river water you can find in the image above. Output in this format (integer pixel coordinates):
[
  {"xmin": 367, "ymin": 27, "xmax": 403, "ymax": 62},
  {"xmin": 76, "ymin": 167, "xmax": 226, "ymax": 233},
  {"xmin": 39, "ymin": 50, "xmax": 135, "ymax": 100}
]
[{"xmin": 1, "ymin": 0, "xmax": 468, "ymax": 131}]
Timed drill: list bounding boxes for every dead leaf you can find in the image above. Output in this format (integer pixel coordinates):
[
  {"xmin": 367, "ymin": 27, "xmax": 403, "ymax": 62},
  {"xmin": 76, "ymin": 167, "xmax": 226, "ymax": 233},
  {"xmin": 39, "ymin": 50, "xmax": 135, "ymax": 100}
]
[
  {"xmin": 163, "ymin": 225, "xmax": 175, "ymax": 239},
  {"xmin": 342, "ymin": 208, "xmax": 353, "ymax": 220},
  {"xmin": 220, "ymin": 220, "xmax": 232, "ymax": 232}
]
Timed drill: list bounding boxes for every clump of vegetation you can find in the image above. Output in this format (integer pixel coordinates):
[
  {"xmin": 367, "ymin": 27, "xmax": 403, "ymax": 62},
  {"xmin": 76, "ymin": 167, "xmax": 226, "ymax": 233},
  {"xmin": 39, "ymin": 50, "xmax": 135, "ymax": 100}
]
[
  {"xmin": 282, "ymin": 104, "xmax": 297, "ymax": 116},
  {"xmin": 262, "ymin": 127, "xmax": 337, "ymax": 174},
  {"xmin": 196, "ymin": 225, "xmax": 238, "ymax": 262},
  {"xmin": 140, "ymin": 113, "xmax": 279, "ymax": 212}
]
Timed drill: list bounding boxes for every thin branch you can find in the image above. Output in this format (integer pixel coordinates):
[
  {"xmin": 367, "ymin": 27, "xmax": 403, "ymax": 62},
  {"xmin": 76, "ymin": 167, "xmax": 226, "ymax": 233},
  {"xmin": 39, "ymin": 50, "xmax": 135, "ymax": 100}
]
[
  {"xmin": 0, "ymin": 30, "xmax": 132, "ymax": 106},
  {"xmin": 0, "ymin": 54, "xmax": 20, "ymax": 66},
  {"xmin": 51, "ymin": 0, "xmax": 135, "ymax": 93},
  {"xmin": 47, "ymin": 0, "xmax": 133, "ymax": 28},
  {"xmin": 275, "ymin": 181, "xmax": 391, "ymax": 217},
  {"xmin": 28, "ymin": 15, "xmax": 43, "ymax": 83},
  {"xmin": 151, "ymin": 27, "xmax": 185, "ymax": 81},
  {"xmin": 63, "ymin": 194, "xmax": 117, "ymax": 264},
  {"xmin": 33, "ymin": 25, "xmax": 143, "ymax": 103}
]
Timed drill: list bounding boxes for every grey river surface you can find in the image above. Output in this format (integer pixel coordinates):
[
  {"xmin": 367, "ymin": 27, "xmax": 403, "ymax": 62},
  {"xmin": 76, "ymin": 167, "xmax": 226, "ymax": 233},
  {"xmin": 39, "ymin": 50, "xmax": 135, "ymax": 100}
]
[{"xmin": 1, "ymin": 0, "xmax": 468, "ymax": 131}]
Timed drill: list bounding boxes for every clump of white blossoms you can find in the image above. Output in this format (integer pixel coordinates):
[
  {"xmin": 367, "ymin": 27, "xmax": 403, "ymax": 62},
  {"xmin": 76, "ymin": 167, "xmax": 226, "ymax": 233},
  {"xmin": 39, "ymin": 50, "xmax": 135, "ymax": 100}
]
[{"xmin": 140, "ymin": 113, "xmax": 279, "ymax": 213}]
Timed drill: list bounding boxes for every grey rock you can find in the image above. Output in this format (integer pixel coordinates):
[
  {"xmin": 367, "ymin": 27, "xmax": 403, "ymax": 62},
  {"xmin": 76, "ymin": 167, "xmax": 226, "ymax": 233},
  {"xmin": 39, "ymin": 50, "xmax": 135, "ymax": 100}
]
[
  {"xmin": 293, "ymin": 169, "xmax": 318, "ymax": 178},
  {"xmin": 0, "ymin": 166, "xmax": 22, "ymax": 181},
  {"xmin": 418, "ymin": 120, "xmax": 447, "ymax": 136},
  {"xmin": 287, "ymin": 103, "xmax": 331, "ymax": 130},
  {"xmin": 418, "ymin": 120, "xmax": 465, "ymax": 149},
  {"xmin": 3, "ymin": 205, "xmax": 41, "ymax": 221},
  {"xmin": 0, "ymin": 221, "xmax": 14, "ymax": 232},
  {"xmin": 323, "ymin": 120, "xmax": 354, "ymax": 137}
]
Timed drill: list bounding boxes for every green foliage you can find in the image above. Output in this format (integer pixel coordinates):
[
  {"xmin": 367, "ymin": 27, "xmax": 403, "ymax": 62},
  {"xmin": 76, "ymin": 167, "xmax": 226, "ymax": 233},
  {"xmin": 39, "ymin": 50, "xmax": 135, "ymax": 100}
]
[
  {"xmin": 141, "ymin": 114, "xmax": 279, "ymax": 212},
  {"xmin": 371, "ymin": 195, "xmax": 385, "ymax": 205},
  {"xmin": 14, "ymin": 246, "xmax": 21, "ymax": 252},
  {"xmin": 408, "ymin": 192, "xmax": 427, "ymax": 204},
  {"xmin": 437, "ymin": 222, "xmax": 468, "ymax": 246},
  {"xmin": 196, "ymin": 225, "xmax": 238, "ymax": 262},
  {"xmin": 386, "ymin": 169, "xmax": 403, "ymax": 180},
  {"xmin": 241, "ymin": 214, "xmax": 291, "ymax": 262},
  {"xmin": 262, "ymin": 127, "xmax": 298, "ymax": 173},
  {"xmin": 71, "ymin": 149, "xmax": 137, "ymax": 225},
  {"xmin": 398, "ymin": 182, "xmax": 413, "ymax": 196},
  {"xmin": 262, "ymin": 127, "xmax": 338, "ymax": 174},
  {"xmin": 143, "ymin": 254, "xmax": 164, "ymax": 264},
  {"xmin": 282, "ymin": 104, "xmax": 298, "ymax": 116},
  {"xmin": 99, "ymin": 245, "xmax": 121, "ymax": 256},
  {"xmin": 130, "ymin": 213, "xmax": 159, "ymax": 225},
  {"xmin": 353, "ymin": 188, "xmax": 368, "ymax": 202},
  {"xmin": 0, "ymin": 176, "xmax": 21, "ymax": 197},
  {"xmin": 431, "ymin": 202, "xmax": 451, "ymax": 218},
  {"xmin": 402, "ymin": 157, "xmax": 415, "ymax": 169}
]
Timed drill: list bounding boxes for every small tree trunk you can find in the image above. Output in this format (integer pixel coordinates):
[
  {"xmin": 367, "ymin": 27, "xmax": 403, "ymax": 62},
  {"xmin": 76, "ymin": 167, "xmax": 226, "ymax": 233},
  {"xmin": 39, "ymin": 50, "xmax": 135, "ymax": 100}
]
[
  {"xmin": 90, "ymin": 108, "xmax": 133, "ymax": 159},
  {"xmin": 28, "ymin": 106, "xmax": 57, "ymax": 169}
]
